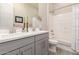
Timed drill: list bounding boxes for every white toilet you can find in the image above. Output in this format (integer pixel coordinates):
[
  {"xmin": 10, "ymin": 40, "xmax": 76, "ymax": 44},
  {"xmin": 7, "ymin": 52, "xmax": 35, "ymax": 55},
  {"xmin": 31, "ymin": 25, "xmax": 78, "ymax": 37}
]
[{"xmin": 49, "ymin": 39, "xmax": 58, "ymax": 55}]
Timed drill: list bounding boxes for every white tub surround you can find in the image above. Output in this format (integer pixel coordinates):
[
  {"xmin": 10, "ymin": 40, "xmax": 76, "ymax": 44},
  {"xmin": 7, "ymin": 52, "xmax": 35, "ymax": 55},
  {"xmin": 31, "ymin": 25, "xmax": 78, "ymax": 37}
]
[
  {"xmin": 56, "ymin": 41, "xmax": 76, "ymax": 55},
  {"xmin": 48, "ymin": 4, "xmax": 79, "ymax": 54}
]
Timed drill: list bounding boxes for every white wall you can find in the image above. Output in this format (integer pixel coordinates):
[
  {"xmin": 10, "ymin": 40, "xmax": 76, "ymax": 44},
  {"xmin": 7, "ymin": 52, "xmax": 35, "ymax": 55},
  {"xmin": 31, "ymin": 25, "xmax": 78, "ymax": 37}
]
[
  {"xmin": 38, "ymin": 3, "xmax": 48, "ymax": 30},
  {"xmin": 14, "ymin": 3, "xmax": 38, "ymax": 16}
]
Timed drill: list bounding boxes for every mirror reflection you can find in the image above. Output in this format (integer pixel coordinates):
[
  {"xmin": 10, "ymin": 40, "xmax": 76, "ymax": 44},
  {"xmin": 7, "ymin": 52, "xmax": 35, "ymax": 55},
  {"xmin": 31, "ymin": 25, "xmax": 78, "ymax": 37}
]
[{"xmin": 0, "ymin": 3, "xmax": 42, "ymax": 34}]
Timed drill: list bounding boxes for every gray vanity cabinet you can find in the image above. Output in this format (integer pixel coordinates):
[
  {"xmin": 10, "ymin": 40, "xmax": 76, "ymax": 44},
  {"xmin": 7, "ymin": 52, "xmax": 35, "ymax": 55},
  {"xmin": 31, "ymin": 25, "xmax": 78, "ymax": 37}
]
[
  {"xmin": 5, "ymin": 43, "xmax": 34, "ymax": 55},
  {"xmin": 0, "ymin": 36, "xmax": 34, "ymax": 55},
  {"xmin": 4, "ymin": 43, "xmax": 34, "ymax": 55},
  {"xmin": 0, "ymin": 32, "xmax": 49, "ymax": 55},
  {"xmin": 35, "ymin": 33, "xmax": 49, "ymax": 55},
  {"xmin": 20, "ymin": 43, "xmax": 34, "ymax": 55}
]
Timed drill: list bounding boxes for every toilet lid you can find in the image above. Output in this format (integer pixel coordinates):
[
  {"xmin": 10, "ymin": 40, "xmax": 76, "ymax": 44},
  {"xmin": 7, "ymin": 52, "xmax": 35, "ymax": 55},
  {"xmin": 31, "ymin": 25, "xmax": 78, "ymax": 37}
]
[{"xmin": 49, "ymin": 39, "xmax": 58, "ymax": 45}]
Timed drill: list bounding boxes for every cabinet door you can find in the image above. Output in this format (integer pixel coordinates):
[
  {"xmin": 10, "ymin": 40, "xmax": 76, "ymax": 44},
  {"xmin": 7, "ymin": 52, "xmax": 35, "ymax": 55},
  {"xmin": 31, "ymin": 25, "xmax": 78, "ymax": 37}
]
[
  {"xmin": 4, "ymin": 49, "xmax": 19, "ymax": 55},
  {"xmin": 20, "ymin": 43, "xmax": 34, "ymax": 55},
  {"xmin": 35, "ymin": 38, "xmax": 48, "ymax": 55}
]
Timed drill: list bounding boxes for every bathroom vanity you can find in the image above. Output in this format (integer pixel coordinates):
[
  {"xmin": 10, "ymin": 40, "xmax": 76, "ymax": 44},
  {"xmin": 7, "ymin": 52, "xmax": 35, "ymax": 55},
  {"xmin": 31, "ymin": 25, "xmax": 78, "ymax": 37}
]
[{"xmin": 0, "ymin": 31, "xmax": 49, "ymax": 55}]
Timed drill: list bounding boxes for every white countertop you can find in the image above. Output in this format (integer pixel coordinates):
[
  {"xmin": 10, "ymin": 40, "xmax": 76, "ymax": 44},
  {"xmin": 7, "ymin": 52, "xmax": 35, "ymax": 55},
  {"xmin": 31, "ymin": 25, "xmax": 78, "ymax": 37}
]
[{"xmin": 0, "ymin": 31, "xmax": 48, "ymax": 43}]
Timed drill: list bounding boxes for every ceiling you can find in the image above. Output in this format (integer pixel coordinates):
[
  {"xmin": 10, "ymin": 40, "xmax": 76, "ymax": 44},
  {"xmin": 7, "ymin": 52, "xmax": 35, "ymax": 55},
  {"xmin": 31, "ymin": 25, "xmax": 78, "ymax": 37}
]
[{"xmin": 28, "ymin": 3, "xmax": 38, "ymax": 9}]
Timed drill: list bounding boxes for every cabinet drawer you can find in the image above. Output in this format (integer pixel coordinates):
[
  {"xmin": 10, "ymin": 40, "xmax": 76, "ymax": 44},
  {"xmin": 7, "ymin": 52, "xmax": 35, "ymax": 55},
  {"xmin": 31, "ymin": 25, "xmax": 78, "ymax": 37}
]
[
  {"xmin": 35, "ymin": 33, "xmax": 49, "ymax": 41},
  {"xmin": 4, "ymin": 49, "xmax": 19, "ymax": 55},
  {"xmin": 20, "ymin": 43, "xmax": 34, "ymax": 55},
  {"xmin": 0, "ymin": 36, "xmax": 34, "ymax": 54}
]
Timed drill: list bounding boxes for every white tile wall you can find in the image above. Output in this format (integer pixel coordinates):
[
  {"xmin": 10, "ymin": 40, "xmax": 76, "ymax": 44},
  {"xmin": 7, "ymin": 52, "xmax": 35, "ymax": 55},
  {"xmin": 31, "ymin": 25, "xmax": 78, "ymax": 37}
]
[{"xmin": 53, "ymin": 12, "xmax": 75, "ymax": 44}]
